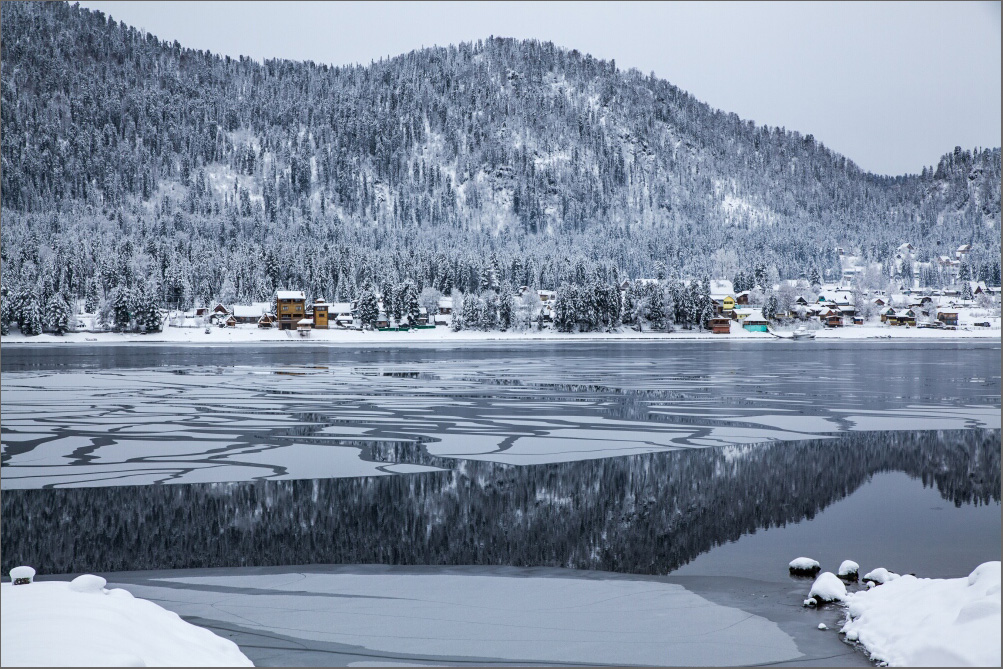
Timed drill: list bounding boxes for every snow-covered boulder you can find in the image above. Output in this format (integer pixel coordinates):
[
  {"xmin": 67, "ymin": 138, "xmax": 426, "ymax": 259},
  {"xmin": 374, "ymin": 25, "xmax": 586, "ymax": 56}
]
[
  {"xmin": 10, "ymin": 566, "xmax": 35, "ymax": 585},
  {"xmin": 807, "ymin": 572, "xmax": 847, "ymax": 605},
  {"xmin": 1, "ymin": 577, "xmax": 253, "ymax": 666},
  {"xmin": 862, "ymin": 567, "xmax": 900, "ymax": 586},
  {"xmin": 789, "ymin": 557, "xmax": 821, "ymax": 576},
  {"xmin": 841, "ymin": 562, "xmax": 1001, "ymax": 667},
  {"xmin": 838, "ymin": 560, "xmax": 860, "ymax": 581},
  {"xmin": 69, "ymin": 574, "xmax": 107, "ymax": 594}
]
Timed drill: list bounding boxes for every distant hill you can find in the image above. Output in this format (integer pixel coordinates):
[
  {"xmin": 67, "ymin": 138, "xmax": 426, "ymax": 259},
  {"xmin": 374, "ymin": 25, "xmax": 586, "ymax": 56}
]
[{"xmin": 1, "ymin": 1, "xmax": 999, "ymax": 310}]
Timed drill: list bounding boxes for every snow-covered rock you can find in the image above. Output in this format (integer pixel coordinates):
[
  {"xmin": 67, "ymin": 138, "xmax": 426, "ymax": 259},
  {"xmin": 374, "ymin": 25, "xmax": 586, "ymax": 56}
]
[
  {"xmin": 841, "ymin": 562, "xmax": 1001, "ymax": 667},
  {"xmin": 807, "ymin": 572, "xmax": 847, "ymax": 604},
  {"xmin": 69, "ymin": 574, "xmax": 107, "ymax": 593},
  {"xmin": 862, "ymin": 567, "xmax": 900, "ymax": 585},
  {"xmin": 789, "ymin": 557, "xmax": 821, "ymax": 575},
  {"xmin": 10, "ymin": 566, "xmax": 35, "ymax": 584},
  {"xmin": 1, "ymin": 576, "xmax": 253, "ymax": 666},
  {"xmin": 838, "ymin": 560, "xmax": 860, "ymax": 580}
]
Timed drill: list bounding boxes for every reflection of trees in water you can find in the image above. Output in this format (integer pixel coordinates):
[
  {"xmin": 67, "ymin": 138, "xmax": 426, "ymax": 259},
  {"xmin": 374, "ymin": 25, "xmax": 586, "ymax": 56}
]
[{"xmin": 2, "ymin": 430, "xmax": 998, "ymax": 576}]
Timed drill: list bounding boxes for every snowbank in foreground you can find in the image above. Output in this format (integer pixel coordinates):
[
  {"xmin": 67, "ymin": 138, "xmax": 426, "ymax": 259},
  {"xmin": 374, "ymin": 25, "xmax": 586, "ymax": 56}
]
[
  {"xmin": 840, "ymin": 561, "xmax": 1001, "ymax": 667},
  {"xmin": 1, "ymin": 575, "xmax": 252, "ymax": 667}
]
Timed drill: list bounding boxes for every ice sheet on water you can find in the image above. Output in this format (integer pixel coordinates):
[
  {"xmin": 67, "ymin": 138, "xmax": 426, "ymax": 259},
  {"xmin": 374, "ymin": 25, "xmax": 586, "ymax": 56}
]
[{"xmin": 137, "ymin": 569, "xmax": 801, "ymax": 666}]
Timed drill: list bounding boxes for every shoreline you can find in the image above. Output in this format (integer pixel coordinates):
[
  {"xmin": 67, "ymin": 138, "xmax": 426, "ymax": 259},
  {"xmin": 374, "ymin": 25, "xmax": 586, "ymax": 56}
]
[{"xmin": 1, "ymin": 324, "xmax": 999, "ymax": 347}]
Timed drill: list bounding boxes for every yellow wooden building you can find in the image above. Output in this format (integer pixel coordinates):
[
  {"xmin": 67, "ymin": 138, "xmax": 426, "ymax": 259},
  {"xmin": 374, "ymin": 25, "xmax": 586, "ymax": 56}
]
[
  {"xmin": 311, "ymin": 299, "xmax": 330, "ymax": 329},
  {"xmin": 276, "ymin": 291, "xmax": 306, "ymax": 330}
]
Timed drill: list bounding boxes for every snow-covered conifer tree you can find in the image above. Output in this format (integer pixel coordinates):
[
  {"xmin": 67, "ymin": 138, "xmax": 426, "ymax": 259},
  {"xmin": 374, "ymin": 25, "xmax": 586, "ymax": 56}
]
[
  {"xmin": 44, "ymin": 293, "xmax": 72, "ymax": 335},
  {"xmin": 356, "ymin": 282, "xmax": 380, "ymax": 329}
]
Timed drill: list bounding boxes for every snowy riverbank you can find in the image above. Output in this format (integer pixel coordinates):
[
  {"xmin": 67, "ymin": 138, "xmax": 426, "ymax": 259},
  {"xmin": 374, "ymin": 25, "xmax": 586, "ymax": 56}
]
[
  {"xmin": 839, "ymin": 561, "xmax": 1001, "ymax": 667},
  {"xmin": 1, "ymin": 321, "xmax": 999, "ymax": 346},
  {"xmin": 0, "ymin": 572, "xmax": 252, "ymax": 667}
]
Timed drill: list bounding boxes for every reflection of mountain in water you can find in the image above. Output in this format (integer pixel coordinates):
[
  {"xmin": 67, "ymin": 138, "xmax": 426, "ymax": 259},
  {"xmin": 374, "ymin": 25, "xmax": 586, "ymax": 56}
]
[{"xmin": 2, "ymin": 430, "xmax": 998, "ymax": 576}]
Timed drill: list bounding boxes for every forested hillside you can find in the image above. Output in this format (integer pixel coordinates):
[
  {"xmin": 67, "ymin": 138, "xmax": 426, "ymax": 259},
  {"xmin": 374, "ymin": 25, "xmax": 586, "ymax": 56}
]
[{"xmin": 1, "ymin": 1, "xmax": 999, "ymax": 320}]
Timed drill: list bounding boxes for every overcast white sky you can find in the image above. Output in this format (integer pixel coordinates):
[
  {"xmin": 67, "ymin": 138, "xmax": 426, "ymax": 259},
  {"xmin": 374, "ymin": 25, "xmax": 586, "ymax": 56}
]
[{"xmin": 78, "ymin": 1, "xmax": 1000, "ymax": 176}]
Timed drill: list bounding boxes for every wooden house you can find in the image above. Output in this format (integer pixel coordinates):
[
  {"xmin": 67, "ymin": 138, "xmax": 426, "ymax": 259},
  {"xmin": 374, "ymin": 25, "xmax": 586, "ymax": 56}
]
[
  {"xmin": 735, "ymin": 291, "xmax": 750, "ymax": 306},
  {"xmin": 311, "ymin": 299, "xmax": 330, "ymax": 329},
  {"xmin": 231, "ymin": 304, "xmax": 265, "ymax": 324},
  {"xmin": 937, "ymin": 311, "xmax": 959, "ymax": 326},
  {"xmin": 257, "ymin": 314, "xmax": 275, "ymax": 328},
  {"xmin": 538, "ymin": 289, "xmax": 557, "ymax": 305},
  {"xmin": 709, "ymin": 317, "xmax": 732, "ymax": 334},
  {"xmin": 437, "ymin": 297, "xmax": 453, "ymax": 315},
  {"xmin": 276, "ymin": 291, "xmax": 306, "ymax": 330},
  {"xmin": 823, "ymin": 313, "xmax": 844, "ymax": 328},
  {"xmin": 889, "ymin": 309, "xmax": 916, "ymax": 326},
  {"xmin": 224, "ymin": 315, "xmax": 237, "ymax": 327},
  {"xmin": 880, "ymin": 307, "xmax": 897, "ymax": 323}
]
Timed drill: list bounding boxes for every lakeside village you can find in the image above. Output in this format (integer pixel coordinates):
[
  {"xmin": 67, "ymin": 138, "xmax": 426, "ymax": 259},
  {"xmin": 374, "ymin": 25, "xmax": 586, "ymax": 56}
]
[
  {"xmin": 3, "ymin": 243, "xmax": 1000, "ymax": 340},
  {"xmin": 165, "ymin": 273, "xmax": 1000, "ymax": 336}
]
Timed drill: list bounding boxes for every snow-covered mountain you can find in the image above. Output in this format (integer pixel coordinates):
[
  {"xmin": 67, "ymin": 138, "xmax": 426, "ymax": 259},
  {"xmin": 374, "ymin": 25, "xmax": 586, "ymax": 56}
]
[{"xmin": 1, "ymin": 1, "xmax": 999, "ymax": 308}]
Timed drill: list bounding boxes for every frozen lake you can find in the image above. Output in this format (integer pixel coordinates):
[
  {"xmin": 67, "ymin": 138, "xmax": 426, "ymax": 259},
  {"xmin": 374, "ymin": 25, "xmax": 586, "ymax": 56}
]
[
  {"xmin": 2, "ymin": 341, "xmax": 999, "ymax": 488},
  {"xmin": 2, "ymin": 341, "xmax": 1000, "ymax": 665}
]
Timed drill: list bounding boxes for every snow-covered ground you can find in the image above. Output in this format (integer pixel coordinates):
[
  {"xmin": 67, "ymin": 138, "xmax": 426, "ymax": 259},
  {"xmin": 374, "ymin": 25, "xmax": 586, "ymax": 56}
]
[
  {"xmin": 1, "ymin": 318, "xmax": 999, "ymax": 346},
  {"xmin": 0, "ymin": 573, "xmax": 252, "ymax": 667},
  {"xmin": 840, "ymin": 561, "xmax": 1001, "ymax": 667}
]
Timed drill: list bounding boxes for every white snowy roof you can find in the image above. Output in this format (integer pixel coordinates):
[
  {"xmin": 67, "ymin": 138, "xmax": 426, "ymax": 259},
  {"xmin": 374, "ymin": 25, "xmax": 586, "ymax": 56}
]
[
  {"xmin": 709, "ymin": 280, "xmax": 734, "ymax": 299},
  {"xmin": 277, "ymin": 291, "xmax": 305, "ymax": 300},
  {"xmin": 297, "ymin": 318, "xmax": 313, "ymax": 325},
  {"xmin": 438, "ymin": 297, "xmax": 453, "ymax": 308},
  {"xmin": 817, "ymin": 290, "xmax": 853, "ymax": 305},
  {"xmin": 231, "ymin": 305, "xmax": 265, "ymax": 318},
  {"xmin": 330, "ymin": 302, "xmax": 353, "ymax": 313},
  {"xmin": 743, "ymin": 309, "xmax": 768, "ymax": 322}
]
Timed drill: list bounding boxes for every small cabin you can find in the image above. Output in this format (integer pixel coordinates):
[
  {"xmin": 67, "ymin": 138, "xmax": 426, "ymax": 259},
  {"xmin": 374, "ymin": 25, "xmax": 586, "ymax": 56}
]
[
  {"xmin": 232, "ymin": 304, "xmax": 264, "ymax": 324},
  {"xmin": 937, "ymin": 311, "xmax": 959, "ymax": 326},
  {"xmin": 224, "ymin": 315, "xmax": 237, "ymax": 327},
  {"xmin": 741, "ymin": 310, "xmax": 769, "ymax": 332},
  {"xmin": 297, "ymin": 318, "xmax": 313, "ymax": 336},
  {"xmin": 709, "ymin": 317, "xmax": 732, "ymax": 334},
  {"xmin": 824, "ymin": 314, "xmax": 843, "ymax": 328},
  {"xmin": 257, "ymin": 314, "xmax": 275, "ymax": 328},
  {"xmin": 892, "ymin": 309, "xmax": 916, "ymax": 326}
]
